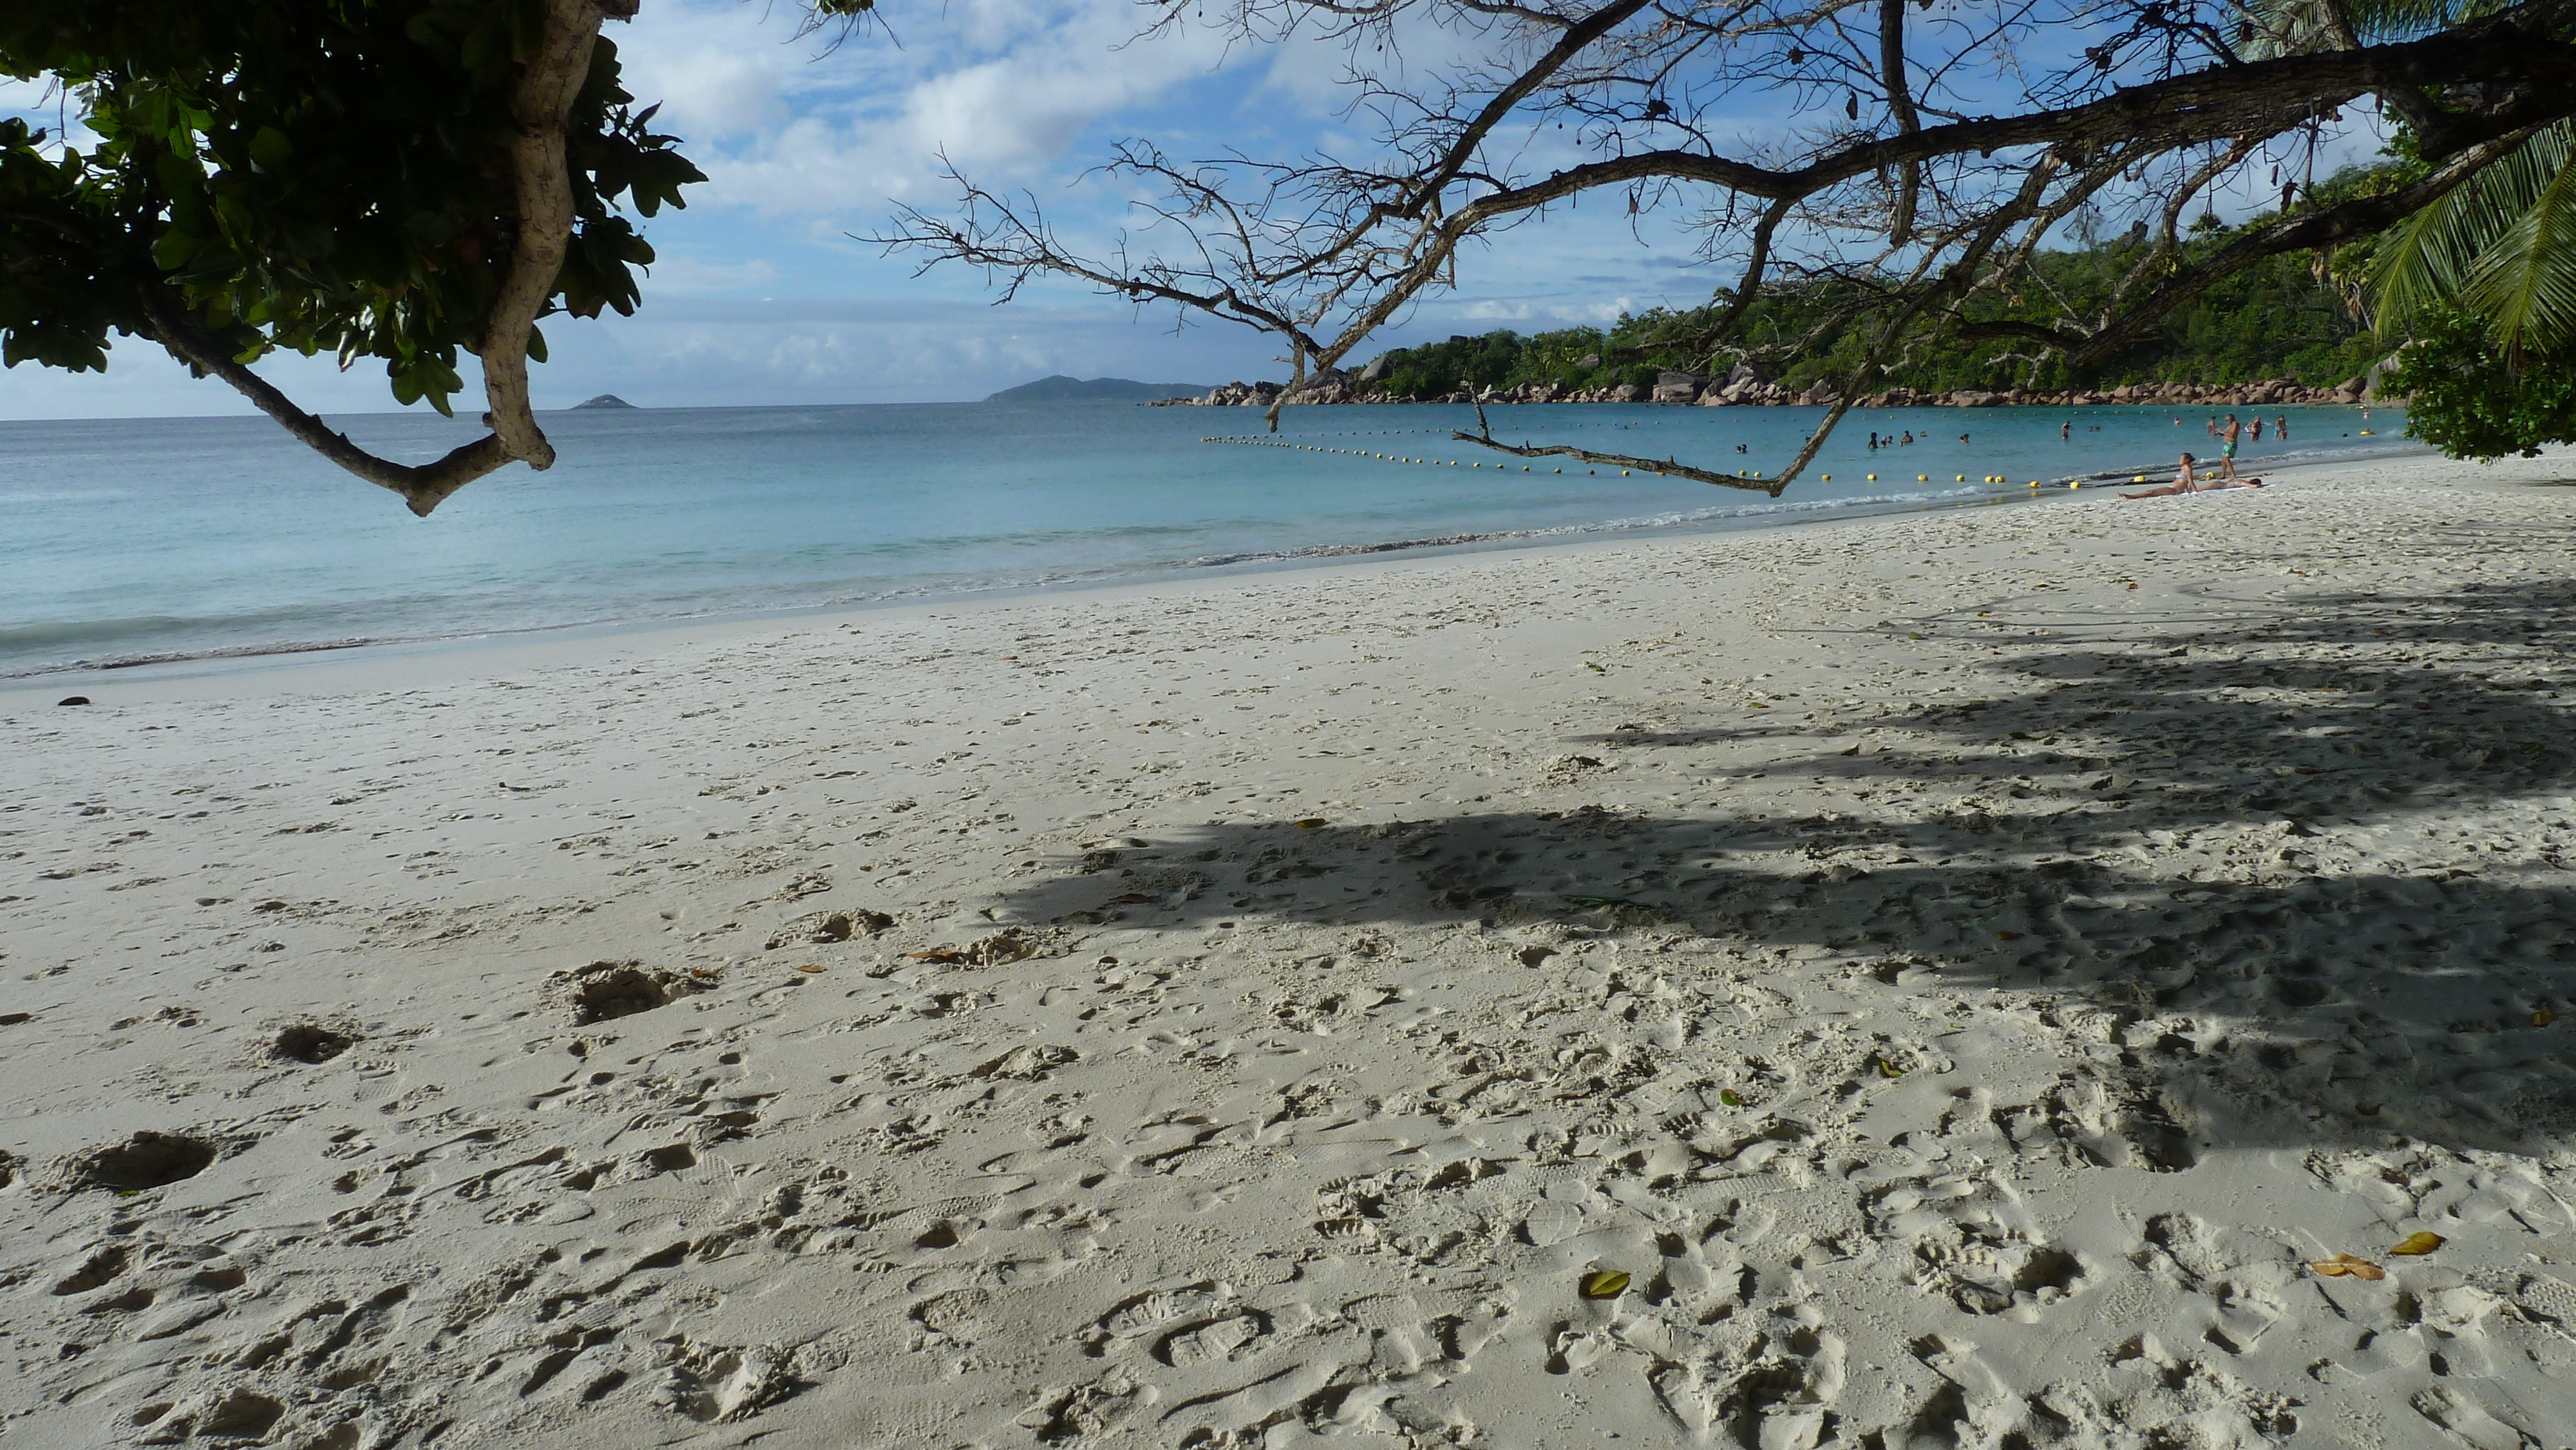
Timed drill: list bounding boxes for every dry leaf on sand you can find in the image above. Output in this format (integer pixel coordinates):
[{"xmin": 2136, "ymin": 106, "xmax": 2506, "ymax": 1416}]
[
  {"xmin": 2309, "ymin": 1254, "xmax": 2387, "ymax": 1281},
  {"xmin": 1579, "ymin": 1270, "xmax": 1631, "ymax": 1299},
  {"xmin": 2389, "ymin": 1231, "xmax": 2446, "ymax": 1257}
]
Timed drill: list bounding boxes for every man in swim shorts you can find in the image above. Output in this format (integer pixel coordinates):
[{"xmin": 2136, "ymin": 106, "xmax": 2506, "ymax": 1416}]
[{"xmin": 2219, "ymin": 414, "xmax": 2241, "ymax": 480}]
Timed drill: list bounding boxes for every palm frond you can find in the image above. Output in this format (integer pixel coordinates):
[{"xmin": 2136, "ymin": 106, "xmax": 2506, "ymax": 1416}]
[
  {"xmin": 2237, "ymin": 0, "xmax": 2468, "ymax": 55},
  {"xmin": 2460, "ymin": 140, "xmax": 2576, "ymax": 355},
  {"xmin": 2371, "ymin": 122, "xmax": 2576, "ymax": 340}
]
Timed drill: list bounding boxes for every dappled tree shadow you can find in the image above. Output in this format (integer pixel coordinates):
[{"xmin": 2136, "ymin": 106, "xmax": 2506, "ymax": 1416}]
[{"xmin": 997, "ymin": 576, "xmax": 2576, "ymax": 1157}]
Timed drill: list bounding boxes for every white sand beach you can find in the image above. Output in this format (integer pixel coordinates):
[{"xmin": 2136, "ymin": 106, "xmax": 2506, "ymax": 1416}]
[{"xmin": 6, "ymin": 452, "xmax": 2576, "ymax": 1449}]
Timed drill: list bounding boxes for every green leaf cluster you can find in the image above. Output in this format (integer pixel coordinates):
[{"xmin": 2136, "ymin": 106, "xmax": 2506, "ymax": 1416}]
[
  {"xmin": 0, "ymin": 0, "xmax": 703, "ymax": 413},
  {"xmin": 2387, "ymin": 306, "xmax": 2576, "ymax": 458}
]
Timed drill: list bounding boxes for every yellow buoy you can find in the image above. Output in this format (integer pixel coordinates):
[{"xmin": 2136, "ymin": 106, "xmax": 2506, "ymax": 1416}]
[
  {"xmin": 1917, "ymin": 474, "xmax": 1927, "ymax": 482},
  {"xmin": 1866, "ymin": 473, "xmax": 1877, "ymax": 481},
  {"xmin": 1956, "ymin": 475, "xmax": 1966, "ymax": 482},
  {"xmin": 2070, "ymin": 481, "xmax": 2083, "ymax": 489},
  {"xmin": 1820, "ymin": 474, "xmax": 1830, "ymax": 482}
]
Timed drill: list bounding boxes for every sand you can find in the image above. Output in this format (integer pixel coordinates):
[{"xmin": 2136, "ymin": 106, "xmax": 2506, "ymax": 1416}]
[{"xmin": 6, "ymin": 451, "xmax": 2576, "ymax": 1449}]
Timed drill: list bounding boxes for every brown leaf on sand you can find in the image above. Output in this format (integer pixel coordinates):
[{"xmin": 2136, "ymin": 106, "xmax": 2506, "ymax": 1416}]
[
  {"xmin": 2309, "ymin": 1254, "xmax": 2387, "ymax": 1281},
  {"xmin": 1105, "ymin": 892, "xmax": 1154, "ymax": 905},
  {"xmin": 1294, "ymin": 818, "xmax": 1328, "ymax": 829},
  {"xmin": 2535, "ymin": 1010, "xmax": 2559, "ymax": 1028},
  {"xmin": 2389, "ymin": 1231, "xmax": 2447, "ymax": 1257},
  {"xmin": 1578, "ymin": 1270, "xmax": 1631, "ymax": 1299},
  {"xmin": 796, "ymin": 964, "xmax": 826, "ymax": 974}
]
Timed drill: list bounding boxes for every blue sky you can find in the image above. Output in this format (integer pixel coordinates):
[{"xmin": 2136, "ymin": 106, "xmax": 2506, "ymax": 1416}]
[{"xmin": 2, "ymin": 0, "xmax": 2384, "ymax": 420}]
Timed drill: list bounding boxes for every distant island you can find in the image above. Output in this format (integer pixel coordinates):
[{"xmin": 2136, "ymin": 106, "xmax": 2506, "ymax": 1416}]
[
  {"xmin": 985, "ymin": 375, "xmax": 1211, "ymax": 404},
  {"xmin": 571, "ymin": 394, "xmax": 636, "ymax": 410}
]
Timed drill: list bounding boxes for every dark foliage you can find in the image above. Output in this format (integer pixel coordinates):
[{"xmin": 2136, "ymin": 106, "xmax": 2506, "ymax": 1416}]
[
  {"xmin": 0, "ymin": 0, "xmax": 701, "ymax": 414},
  {"xmin": 2393, "ymin": 307, "xmax": 2576, "ymax": 458}
]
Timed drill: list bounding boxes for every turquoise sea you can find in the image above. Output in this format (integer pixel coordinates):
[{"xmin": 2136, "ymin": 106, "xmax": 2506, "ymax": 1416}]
[{"xmin": 0, "ymin": 399, "xmax": 2413, "ymax": 679}]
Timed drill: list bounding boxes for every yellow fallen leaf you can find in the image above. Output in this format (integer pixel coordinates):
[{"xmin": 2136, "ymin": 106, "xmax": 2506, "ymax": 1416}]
[
  {"xmin": 2535, "ymin": 1009, "xmax": 2559, "ymax": 1028},
  {"xmin": 1294, "ymin": 818, "xmax": 1328, "ymax": 829},
  {"xmin": 1579, "ymin": 1270, "xmax": 1631, "ymax": 1299},
  {"xmin": 2308, "ymin": 1254, "xmax": 2387, "ymax": 1281},
  {"xmin": 2389, "ymin": 1231, "xmax": 2445, "ymax": 1257},
  {"xmin": 1718, "ymin": 1088, "xmax": 1746, "ymax": 1107},
  {"xmin": 796, "ymin": 964, "xmax": 825, "ymax": 974},
  {"xmin": 1875, "ymin": 1058, "xmax": 1906, "ymax": 1079}
]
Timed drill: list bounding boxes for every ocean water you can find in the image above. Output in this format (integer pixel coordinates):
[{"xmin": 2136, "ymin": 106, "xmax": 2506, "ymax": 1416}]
[{"xmin": 1, "ymin": 399, "xmax": 2412, "ymax": 678}]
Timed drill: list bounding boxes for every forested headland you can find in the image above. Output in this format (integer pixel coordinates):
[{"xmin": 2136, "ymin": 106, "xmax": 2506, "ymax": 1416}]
[{"xmin": 1310, "ymin": 171, "xmax": 2395, "ymax": 406}]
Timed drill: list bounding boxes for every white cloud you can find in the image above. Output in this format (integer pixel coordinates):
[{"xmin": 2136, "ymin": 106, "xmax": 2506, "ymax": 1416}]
[{"xmin": 608, "ymin": 0, "xmax": 1249, "ymax": 219}]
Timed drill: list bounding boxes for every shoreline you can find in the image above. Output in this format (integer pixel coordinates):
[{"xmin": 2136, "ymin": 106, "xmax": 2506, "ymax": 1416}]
[
  {"xmin": 7, "ymin": 446, "xmax": 2576, "ymax": 1445},
  {"xmin": 3, "ymin": 426, "xmax": 2429, "ymax": 693}
]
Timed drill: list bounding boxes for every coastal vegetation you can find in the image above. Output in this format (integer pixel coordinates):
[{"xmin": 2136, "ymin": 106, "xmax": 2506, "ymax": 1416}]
[
  {"xmin": 1355, "ymin": 184, "xmax": 2395, "ymax": 403},
  {"xmin": 2371, "ymin": 118, "xmax": 2576, "ymax": 457}
]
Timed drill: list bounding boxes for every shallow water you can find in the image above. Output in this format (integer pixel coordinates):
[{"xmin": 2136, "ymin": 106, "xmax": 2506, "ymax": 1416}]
[{"xmin": 0, "ymin": 399, "xmax": 2410, "ymax": 676}]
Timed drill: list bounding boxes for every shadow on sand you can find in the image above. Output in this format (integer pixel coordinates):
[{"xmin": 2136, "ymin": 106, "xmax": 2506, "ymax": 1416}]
[{"xmin": 998, "ymin": 576, "xmax": 2576, "ymax": 1158}]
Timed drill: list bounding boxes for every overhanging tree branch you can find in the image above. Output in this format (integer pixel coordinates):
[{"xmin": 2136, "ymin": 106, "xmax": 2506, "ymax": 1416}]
[{"xmin": 887, "ymin": 0, "xmax": 2576, "ymax": 486}]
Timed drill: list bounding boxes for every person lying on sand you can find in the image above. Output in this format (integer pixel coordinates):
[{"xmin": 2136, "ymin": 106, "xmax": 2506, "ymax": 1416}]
[
  {"xmin": 2123, "ymin": 453, "xmax": 2200, "ymax": 498},
  {"xmin": 2123, "ymin": 455, "xmax": 2266, "ymax": 498}
]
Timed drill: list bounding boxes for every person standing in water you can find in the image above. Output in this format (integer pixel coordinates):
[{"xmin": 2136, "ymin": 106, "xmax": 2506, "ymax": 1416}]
[
  {"xmin": 2061, "ymin": 419, "xmax": 2072, "ymax": 441},
  {"xmin": 2275, "ymin": 414, "xmax": 2288, "ymax": 442},
  {"xmin": 2219, "ymin": 413, "xmax": 2242, "ymax": 480}
]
